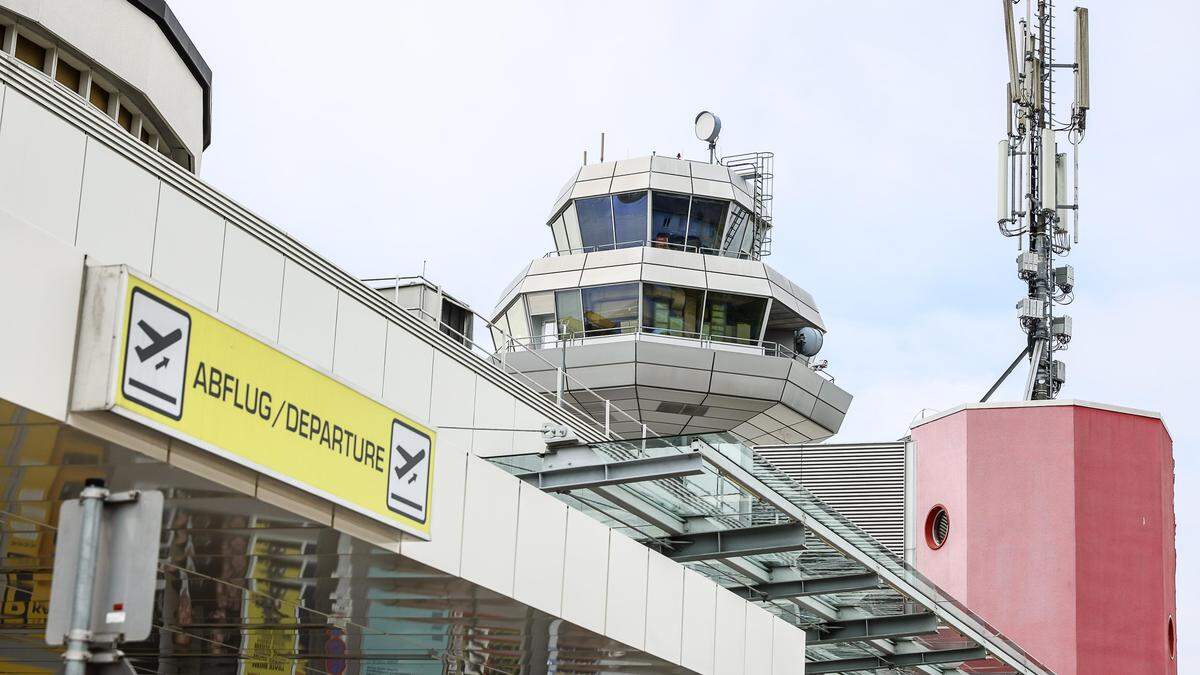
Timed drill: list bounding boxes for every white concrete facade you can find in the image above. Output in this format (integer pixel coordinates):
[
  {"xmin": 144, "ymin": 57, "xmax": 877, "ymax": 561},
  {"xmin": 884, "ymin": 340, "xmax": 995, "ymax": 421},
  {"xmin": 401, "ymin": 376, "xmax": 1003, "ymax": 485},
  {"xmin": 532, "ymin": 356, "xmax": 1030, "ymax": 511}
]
[
  {"xmin": 0, "ymin": 0, "xmax": 206, "ymax": 162},
  {"xmin": 0, "ymin": 51, "xmax": 805, "ymax": 672}
]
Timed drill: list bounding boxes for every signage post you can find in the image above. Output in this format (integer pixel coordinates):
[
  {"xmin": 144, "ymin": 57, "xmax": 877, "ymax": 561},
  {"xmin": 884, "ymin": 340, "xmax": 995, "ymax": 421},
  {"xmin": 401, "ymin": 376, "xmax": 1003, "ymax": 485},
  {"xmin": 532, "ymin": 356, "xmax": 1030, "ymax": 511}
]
[{"xmin": 46, "ymin": 480, "xmax": 164, "ymax": 674}]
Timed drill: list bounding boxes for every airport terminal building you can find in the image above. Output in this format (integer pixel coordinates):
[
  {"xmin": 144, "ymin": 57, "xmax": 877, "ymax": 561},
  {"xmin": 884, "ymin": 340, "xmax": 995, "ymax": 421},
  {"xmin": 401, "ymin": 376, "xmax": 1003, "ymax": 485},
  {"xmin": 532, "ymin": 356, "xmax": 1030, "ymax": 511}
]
[{"xmin": 0, "ymin": 2, "xmax": 1175, "ymax": 674}]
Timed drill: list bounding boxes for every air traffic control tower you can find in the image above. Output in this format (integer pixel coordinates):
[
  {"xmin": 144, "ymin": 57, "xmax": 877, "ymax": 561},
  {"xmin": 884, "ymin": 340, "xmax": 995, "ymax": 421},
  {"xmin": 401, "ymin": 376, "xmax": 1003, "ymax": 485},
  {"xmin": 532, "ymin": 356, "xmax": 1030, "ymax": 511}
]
[{"xmin": 492, "ymin": 120, "xmax": 852, "ymax": 444}]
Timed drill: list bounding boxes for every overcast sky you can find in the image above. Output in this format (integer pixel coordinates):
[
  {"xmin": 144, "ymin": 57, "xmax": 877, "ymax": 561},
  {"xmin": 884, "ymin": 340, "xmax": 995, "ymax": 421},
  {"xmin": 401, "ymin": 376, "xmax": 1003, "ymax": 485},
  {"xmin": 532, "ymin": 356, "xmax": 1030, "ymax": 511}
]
[{"xmin": 174, "ymin": 0, "xmax": 1198, "ymax": 665}]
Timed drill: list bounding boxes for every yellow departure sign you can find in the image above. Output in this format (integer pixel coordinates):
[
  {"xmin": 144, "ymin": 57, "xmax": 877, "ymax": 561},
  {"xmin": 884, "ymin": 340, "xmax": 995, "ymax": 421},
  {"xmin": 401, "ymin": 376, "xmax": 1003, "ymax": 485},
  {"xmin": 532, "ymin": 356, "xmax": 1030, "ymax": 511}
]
[{"xmin": 112, "ymin": 275, "xmax": 435, "ymax": 539}]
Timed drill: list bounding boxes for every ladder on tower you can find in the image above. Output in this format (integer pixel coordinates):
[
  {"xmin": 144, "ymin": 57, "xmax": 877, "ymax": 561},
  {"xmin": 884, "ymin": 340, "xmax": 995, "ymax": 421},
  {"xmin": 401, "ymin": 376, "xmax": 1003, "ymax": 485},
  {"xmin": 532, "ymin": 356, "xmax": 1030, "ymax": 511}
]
[{"xmin": 720, "ymin": 151, "xmax": 775, "ymax": 259}]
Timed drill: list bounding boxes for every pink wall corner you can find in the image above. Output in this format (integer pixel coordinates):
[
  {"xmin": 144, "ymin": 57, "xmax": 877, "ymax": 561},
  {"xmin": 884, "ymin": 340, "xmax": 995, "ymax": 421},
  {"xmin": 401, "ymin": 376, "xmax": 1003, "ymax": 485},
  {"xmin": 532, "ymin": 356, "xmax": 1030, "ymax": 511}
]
[
  {"xmin": 913, "ymin": 410, "xmax": 970, "ymax": 600},
  {"xmin": 1072, "ymin": 407, "xmax": 1177, "ymax": 674}
]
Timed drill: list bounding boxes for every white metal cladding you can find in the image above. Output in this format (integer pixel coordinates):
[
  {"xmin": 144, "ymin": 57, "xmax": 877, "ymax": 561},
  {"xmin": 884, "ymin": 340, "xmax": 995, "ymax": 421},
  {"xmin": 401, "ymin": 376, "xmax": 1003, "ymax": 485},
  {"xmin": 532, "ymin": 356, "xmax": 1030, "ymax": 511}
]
[{"xmin": 755, "ymin": 442, "xmax": 907, "ymax": 555}]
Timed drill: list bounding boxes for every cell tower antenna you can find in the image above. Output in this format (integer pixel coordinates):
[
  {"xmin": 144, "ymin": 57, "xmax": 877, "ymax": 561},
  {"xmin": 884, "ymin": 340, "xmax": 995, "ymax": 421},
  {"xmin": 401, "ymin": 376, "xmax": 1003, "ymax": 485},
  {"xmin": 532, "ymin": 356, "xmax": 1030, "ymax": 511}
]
[{"xmin": 983, "ymin": 1, "xmax": 1089, "ymax": 402}]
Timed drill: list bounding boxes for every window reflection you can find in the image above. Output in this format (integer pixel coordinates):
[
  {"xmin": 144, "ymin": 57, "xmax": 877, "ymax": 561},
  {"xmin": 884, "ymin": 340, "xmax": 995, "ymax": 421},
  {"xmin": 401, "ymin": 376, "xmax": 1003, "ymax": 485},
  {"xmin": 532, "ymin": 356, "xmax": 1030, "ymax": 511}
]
[
  {"xmin": 688, "ymin": 197, "xmax": 728, "ymax": 253},
  {"xmin": 554, "ymin": 290, "xmax": 584, "ymax": 338},
  {"xmin": 612, "ymin": 191, "xmax": 647, "ymax": 248},
  {"xmin": 576, "ymin": 197, "xmax": 614, "ymax": 252},
  {"xmin": 526, "ymin": 292, "xmax": 558, "ymax": 347},
  {"xmin": 643, "ymin": 284, "xmax": 703, "ymax": 336},
  {"xmin": 650, "ymin": 193, "xmax": 690, "ymax": 250},
  {"xmin": 582, "ymin": 284, "xmax": 639, "ymax": 336},
  {"xmin": 703, "ymin": 292, "xmax": 767, "ymax": 344}
]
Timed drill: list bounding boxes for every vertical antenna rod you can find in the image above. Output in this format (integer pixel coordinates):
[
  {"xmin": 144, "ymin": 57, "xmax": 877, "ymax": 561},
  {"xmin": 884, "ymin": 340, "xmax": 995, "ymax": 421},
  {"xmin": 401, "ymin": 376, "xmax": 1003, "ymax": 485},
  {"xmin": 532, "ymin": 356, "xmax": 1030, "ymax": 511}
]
[{"xmin": 993, "ymin": 1, "xmax": 1089, "ymax": 400}]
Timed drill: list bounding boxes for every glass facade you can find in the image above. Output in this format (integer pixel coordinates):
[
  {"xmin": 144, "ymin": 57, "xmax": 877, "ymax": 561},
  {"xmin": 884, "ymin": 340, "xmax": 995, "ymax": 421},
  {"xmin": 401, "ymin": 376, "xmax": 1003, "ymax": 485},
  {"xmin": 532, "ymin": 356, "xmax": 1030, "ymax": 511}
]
[
  {"xmin": 703, "ymin": 292, "xmax": 768, "ymax": 344},
  {"xmin": 642, "ymin": 283, "xmax": 704, "ymax": 337},
  {"xmin": 688, "ymin": 197, "xmax": 729, "ymax": 252},
  {"xmin": 612, "ymin": 192, "xmax": 648, "ymax": 248},
  {"xmin": 552, "ymin": 190, "xmax": 749, "ymax": 256},
  {"xmin": 650, "ymin": 192, "xmax": 690, "ymax": 250},
  {"xmin": 576, "ymin": 196, "xmax": 614, "ymax": 252},
  {"xmin": 581, "ymin": 283, "xmax": 639, "ymax": 336},
  {"xmin": 518, "ymin": 283, "xmax": 769, "ymax": 347}
]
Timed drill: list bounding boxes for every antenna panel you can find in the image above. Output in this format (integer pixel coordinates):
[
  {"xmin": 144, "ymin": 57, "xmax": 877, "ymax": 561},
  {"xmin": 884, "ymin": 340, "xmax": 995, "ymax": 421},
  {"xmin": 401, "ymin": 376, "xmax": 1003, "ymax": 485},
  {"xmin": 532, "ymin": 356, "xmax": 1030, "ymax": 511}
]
[
  {"xmin": 1003, "ymin": 0, "xmax": 1021, "ymax": 102},
  {"xmin": 1075, "ymin": 7, "xmax": 1090, "ymax": 111},
  {"xmin": 997, "ymin": 140, "xmax": 1010, "ymax": 222},
  {"xmin": 1040, "ymin": 140, "xmax": 1057, "ymax": 210},
  {"xmin": 1055, "ymin": 152, "xmax": 1069, "ymax": 232}
]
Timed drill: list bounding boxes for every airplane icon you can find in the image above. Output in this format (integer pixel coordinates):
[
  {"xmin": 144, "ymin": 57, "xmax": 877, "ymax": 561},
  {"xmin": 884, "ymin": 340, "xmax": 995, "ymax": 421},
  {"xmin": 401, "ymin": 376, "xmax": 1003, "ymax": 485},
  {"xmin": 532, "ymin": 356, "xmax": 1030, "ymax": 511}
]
[
  {"xmin": 392, "ymin": 444, "xmax": 426, "ymax": 483},
  {"xmin": 134, "ymin": 320, "xmax": 182, "ymax": 363}
]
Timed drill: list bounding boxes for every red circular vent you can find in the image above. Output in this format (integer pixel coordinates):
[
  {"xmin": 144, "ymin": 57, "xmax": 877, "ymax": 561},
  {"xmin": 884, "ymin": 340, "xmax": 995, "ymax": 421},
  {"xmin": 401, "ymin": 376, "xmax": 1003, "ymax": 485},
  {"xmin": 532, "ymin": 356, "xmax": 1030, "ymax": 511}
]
[{"xmin": 924, "ymin": 505, "xmax": 950, "ymax": 550}]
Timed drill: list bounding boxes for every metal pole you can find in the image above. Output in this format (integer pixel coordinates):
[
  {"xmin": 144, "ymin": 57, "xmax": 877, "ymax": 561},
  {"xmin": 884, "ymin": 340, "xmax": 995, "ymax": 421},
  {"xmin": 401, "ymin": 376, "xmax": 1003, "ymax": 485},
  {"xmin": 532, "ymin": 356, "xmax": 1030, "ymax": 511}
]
[
  {"xmin": 63, "ymin": 478, "xmax": 108, "ymax": 675},
  {"xmin": 604, "ymin": 400, "xmax": 611, "ymax": 438}
]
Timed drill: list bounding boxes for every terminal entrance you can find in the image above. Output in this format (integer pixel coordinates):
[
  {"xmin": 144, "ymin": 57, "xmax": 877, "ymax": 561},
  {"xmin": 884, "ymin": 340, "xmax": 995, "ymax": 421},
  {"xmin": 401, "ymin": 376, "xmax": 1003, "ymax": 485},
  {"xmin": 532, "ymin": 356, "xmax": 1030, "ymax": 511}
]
[{"xmin": 0, "ymin": 399, "xmax": 686, "ymax": 674}]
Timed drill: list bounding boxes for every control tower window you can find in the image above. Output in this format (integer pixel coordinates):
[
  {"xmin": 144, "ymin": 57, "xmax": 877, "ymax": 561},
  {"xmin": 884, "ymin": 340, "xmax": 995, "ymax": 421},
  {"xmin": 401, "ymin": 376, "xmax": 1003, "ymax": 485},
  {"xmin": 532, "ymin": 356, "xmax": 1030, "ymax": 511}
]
[
  {"xmin": 703, "ymin": 292, "xmax": 767, "ymax": 344},
  {"xmin": 14, "ymin": 35, "xmax": 46, "ymax": 72},
  {"xmin": 554, "ymin": 290, "xmax": 585, "ymax": 339},
  {"xmin": 577, "ymin": 196, "xmax": 615, "ymax": 251},
  {"xmin": 689, "ymin": 197, "xmax": 728, "ymax": 253},
  {"xmin": 612, "ymin": 191, "xmax": 648, "ymax": 248},
  {"xmin": 526, "ymin": 292, "xmax": 558, "ymax": 348},
  {"xmin": 581, "ymin": 283, "xmax": 639, "ymax": 336},
  {"xmin": 643, "ymin": 284, "xmax": 703, "ymax": 337},
  {"xmin": 651, "ymin": 192, "xmax": 690, "ymax": 250}
]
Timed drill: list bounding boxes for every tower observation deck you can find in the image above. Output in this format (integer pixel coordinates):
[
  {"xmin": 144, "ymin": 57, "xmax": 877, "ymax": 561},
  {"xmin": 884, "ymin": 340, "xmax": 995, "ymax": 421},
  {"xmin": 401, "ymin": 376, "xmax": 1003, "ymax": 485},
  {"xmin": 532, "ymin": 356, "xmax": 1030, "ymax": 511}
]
[{"xmin": 492, "ymin": 143, "xmax": 852, "ymax": 444}]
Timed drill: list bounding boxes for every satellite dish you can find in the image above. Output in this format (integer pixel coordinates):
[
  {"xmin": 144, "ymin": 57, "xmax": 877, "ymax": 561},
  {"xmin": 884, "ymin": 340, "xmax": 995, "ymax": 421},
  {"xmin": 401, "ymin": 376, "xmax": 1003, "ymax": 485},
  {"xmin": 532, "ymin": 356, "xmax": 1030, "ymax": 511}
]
[
  {"xmin": 694, "ymin": 111, "xmax": 721, "ymax": 144},
  {"xmin": 794, "ymin": 327, "xmax": 824, "ymax": 358}
]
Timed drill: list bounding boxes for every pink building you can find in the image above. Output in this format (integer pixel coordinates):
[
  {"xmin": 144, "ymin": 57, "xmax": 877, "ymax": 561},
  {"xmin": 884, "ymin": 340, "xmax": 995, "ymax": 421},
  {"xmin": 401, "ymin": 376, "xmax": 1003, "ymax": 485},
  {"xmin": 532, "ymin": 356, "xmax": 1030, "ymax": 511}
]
[{"xmin": 911, "ymin": 400, "xmax": 1177, "ymax": 673}]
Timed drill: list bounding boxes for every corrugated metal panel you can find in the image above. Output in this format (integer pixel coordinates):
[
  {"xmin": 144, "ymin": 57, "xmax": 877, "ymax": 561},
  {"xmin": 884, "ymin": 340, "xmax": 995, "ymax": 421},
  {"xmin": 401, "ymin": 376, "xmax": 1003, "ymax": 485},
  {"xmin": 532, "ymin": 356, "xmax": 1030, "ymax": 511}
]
[{"xmin": 756, "ymin": 442, "xmax": 907, "ymax": 555}]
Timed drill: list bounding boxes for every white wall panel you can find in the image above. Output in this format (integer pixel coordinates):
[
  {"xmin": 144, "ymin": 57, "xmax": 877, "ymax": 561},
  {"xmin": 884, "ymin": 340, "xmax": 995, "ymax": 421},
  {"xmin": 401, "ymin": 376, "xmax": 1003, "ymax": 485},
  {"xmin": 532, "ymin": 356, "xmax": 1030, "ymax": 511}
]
[
  {"xmin": 614, "ymin": 156, "xmax": 652, "ymax": 175},
  {"xmin": 561, "ymin": 508, "xmax": 610, "ymax": 635},
  {"xmin": 651, "ymin": 156, "xmax": 691, "ymax": 177},
  {"xmin": 0, "ymin": 89, "xmax": 86, "ymax": 243},
  {"xmin": 713, "ymin": 589, "xmax": 748, "ymax": 675},
  {"xmin": 400, "ymin": 443, "xmax": 468, "ymax": 575},
  {"xmin": 0, "ymin": 213, "xmax": 82, "ymax": 420},
  {"xmin": 471, "ymin": 380, "xmax": 516, "ymax": 455},
  {"xmin": 509, "ymin": 403, "xmax": 550, "ymax": 456},
  {"xmin": 571, "ymin": 177, "xmax": 613, "ymax": 198},
  {"xmin": 691, "ymin": 178, "xmax": 736, "ymax": 199},
  {"xmin": 649, "ymin": 172, "xmax": 692, "ymax": 194},
  {"xmin": 579, "ymin": 264, "xmax": 640, "ymax": 287},
  {"xmin": 459, "ymin": 456, "xmax": 520, "ymax": 595},
  {"xmin": 643, "ymin": 550, "xmax": 684, "ymax": 663},
  {"xmin": 150, "ymin": 185, "xmax": 223, "ymax": 308},
  {"xmin": 217, "ymin": 225, "xmax": 283, "ymax": 340},
  {"xmin": 705, "ymin": 271, "xmax": 772, "ymax": 297},
  {"xmin": 512, "ymin": 483, "xmax": 567, "ymax": 616},
  {"xmin": 771, "ymin": 616, "xmax": 804, "ymax": 675},
  {"xmin": 528, "ymin": 253, "xmax": 584, "ymax": 275},
  {"xmin": 680, "ymin": 569, "xmax": 717, "ymax": 675},
  {"xmin": 330, "ymin": 293, "xmax": 387, "ymax": 395},
  {"xmin": 604, "ymin": 533, "xmax": 648, "ymax": 650},
  {"xmin": 74, "ymin": 140, "xmax": 160, "ymax": 271},
  {"xmin": 277, "ymin": 260, "xmax": 338, "ymax": 370},
  {"xmin": 641, "ymin": 263, "xmax": 706, "ymax": 288},
  {"xmin": 610, "ymin": 172, "xmax": 651, "ymax": 192},
  {"xmin": 381, "ymin": 322, "xmax": 434, "ymax": 424},
  {"xmin": 520, "ymin": 269, "xmax": 583, "ymax": 293},
  {"xmin": 690, "ymin": 161, "xmax": 733, "ymax": 182},
  {"xmin": 429, "ymin": 352, "xmax": 477, "ymax": 427},
  {"xmin": 744, "ymin": 603, "xmax": 775, "ymax": 675}
]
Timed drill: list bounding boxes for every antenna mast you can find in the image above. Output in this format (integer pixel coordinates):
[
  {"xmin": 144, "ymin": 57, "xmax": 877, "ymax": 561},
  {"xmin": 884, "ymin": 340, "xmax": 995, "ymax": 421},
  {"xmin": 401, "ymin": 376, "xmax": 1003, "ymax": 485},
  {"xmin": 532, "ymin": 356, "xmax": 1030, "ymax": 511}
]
[{"xmin": 990, "ymin": 1, "xmax": 1089, "ymax": 401}]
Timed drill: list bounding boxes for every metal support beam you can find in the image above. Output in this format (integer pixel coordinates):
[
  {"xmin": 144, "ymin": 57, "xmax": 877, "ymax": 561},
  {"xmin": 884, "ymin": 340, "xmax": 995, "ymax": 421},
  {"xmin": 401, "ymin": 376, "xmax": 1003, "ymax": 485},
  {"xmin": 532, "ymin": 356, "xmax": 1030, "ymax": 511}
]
[
  {"xmin": 590, "ymin": 485, "xmax": 687, "ymax": 534},
  {"xmin": 665, "ymin": 521, "xmax": 805, "ymax": 562},
  {"xmin": 729, "ymin": 572, "xmax": 880, "ymax": 601},
  {"xmin": 804, "ymin": 647, "xmax": 987, "ymax": 673},
  {"xmin": 516, "ymin": 452, "xmax": 703, "ymax": 493},
  {"xmin": 806, "ymin": 612, "xmax": 938, "ymax": 645}
]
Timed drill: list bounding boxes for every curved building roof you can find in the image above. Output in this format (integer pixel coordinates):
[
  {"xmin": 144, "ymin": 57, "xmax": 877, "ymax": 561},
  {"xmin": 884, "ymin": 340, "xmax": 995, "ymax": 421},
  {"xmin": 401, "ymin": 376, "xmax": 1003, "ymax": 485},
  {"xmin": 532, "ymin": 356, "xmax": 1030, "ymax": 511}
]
[{"xmin": 126, "ymin": 0, "xmax": 212, "ymax": 148}]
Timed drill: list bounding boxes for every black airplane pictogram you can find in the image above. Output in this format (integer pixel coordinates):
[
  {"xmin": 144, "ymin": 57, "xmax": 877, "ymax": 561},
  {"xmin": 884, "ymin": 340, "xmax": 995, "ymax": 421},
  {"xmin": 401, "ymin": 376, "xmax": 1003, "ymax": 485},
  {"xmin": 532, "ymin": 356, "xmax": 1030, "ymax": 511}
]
[
  {"xmin": 392, "ymin": 444, "xmax": 426, "ymax": 483},
  {"xmin": 135, "ymin": 320, "xmax": 182, "ymax": 363}
]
